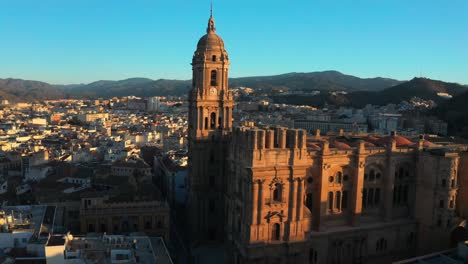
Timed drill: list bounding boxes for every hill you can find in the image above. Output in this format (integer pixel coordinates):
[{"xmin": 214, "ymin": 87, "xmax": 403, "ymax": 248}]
[
  {"xmin": 230, "ymin": 71, "xmax": 401, "ymax": 92},
  {"xmin": 272, "ymin": 78, "xmax": 468, "ymax": 108},
  {"xmin": 345, "ymin": 77, "xmax": 468, "ymax": 107},
  {"xmin": 0, "ymin": 71, "xmax": 402, "ymax": 101},
  {"xmin": 65, "ymin": 78, "xmax": 190, "ymax": 98},
  {"xmin": 0, "ymin": 78, "xmax": 65, "ymax": 102}
]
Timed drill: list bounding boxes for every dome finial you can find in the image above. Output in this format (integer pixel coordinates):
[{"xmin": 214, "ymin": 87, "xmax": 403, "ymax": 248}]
[{"xmin": 207, "ymin": 2, "xmax": 216, "ymax": 33}]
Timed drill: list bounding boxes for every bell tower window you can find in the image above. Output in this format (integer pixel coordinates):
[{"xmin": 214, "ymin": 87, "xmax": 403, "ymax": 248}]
[
  {"xmin": 272, "ymin": 183, "xmax": 282, "ymax": 202},
  {"xmin": 212, "ymin": 55, "xmax": 217, "ymax": 61},
  {"xmin": 210, "ymin": 70, "xmax": 217, "ymax": 86}
]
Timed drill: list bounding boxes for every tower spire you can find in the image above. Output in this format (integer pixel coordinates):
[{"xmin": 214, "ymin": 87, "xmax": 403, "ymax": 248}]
[{"xmin": 207, "ymin": 2, "xmax": 216, "ymax": 33}]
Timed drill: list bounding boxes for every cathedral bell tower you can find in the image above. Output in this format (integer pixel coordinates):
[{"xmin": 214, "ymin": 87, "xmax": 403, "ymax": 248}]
[
  {"xmin": 189, "ymin": 12, "xmax": 233, "ymax": 139},
  {"xmin": 188, "ymin": 9, "xmax": 234, "ymax": 250}
]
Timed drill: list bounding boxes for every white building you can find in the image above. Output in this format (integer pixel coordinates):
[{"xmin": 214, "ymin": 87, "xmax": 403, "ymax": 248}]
[{"xmin": 147, "ymin": 96, "xmax": 162, "ymax": 112}]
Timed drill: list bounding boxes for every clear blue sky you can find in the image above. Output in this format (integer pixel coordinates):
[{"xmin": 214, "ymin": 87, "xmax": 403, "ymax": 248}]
[{"xmin": 0, "ymin": 0, "xmax": 467, "ymax": 84}]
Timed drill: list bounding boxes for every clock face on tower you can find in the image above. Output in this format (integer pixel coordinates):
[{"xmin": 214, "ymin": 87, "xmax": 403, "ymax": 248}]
[{"xmin": 210, "ymin": 87, "xmax": 217, "ymax": 96}]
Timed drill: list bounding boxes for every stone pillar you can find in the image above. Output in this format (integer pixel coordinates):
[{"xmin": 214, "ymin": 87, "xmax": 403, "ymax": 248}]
[
  {"xmin": 198, "ymin": 107, "xmax": 202, "ymax": 130},
  {"xmin": 266, "ymin": 130, "xmax": 275, "ymax": 149},
  {"xmin": 250, "ymin": 130, "xmax": 258, "ymax": 150},
  {"xmin": 258, "ymin": 130, "xmax": 265, "ymax": 150},
  {"xmin": 351, "ymin": 158, "xmax": 365, "ymax": 226},
  {"xmin": 290, "ymin": 178, "xmax": 297, "ymax": 221},
  {"xmin": 258, "ymin": 180, "xmax": 264, "ymax": 225},
  {"xmin": 279, "ymin": 129, "xmax": 287, "ymax": 149},
  {"xmin": 297, "ymin": 179, "xmax": 304, "ymax": 220},
  {"xmin": 252, "ymin": 180, "xmax": 259, "ymax": 225}
]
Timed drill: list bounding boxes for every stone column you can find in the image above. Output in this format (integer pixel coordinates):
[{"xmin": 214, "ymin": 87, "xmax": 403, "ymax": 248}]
[
  {"xmin": 198, "ymin": 107, "xmax": 202, "ymax": 130},
  {"xmin": 279, "ymin": 129, "xmax": 287, "ymax": 148},
  {"xmin": 266, "ymin": 130, "xmax": 275, "ymax": 149},
  {"xmin": 258, "ymin": 180, "xmax": 264, "ymax": 225},
  {"xmin": 351, "ymin": 158, "xmax": 365, "ymax": 226},
  {"xmin": 252, "ymin": 180, "xmax": 259, "ymax": 225},
  {"xmin": 290, "ymin": 178, "xmax": 297, "ymax": 221},
  {"xmin": 297, "ymin": 179, "xmax": 304, "ymax": 220}
]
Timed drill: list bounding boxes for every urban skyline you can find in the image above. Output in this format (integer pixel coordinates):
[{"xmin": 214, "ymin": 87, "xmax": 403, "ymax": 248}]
[{"xmin": 1, "ymin": 0, "xmax": 467, "ymax": 84}]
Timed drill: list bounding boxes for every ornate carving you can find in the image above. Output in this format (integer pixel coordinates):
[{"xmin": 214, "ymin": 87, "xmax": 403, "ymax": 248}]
[{"xmin": 359, "ymin": 161, "xmax": 365, "ymax": 168}]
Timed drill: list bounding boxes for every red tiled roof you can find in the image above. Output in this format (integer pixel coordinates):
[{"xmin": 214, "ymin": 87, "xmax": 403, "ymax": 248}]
[
  {"xmin": 376, "ymin": 135, "xmax": 413, "ymax": 147},
  {"xmin": 330, "ymin": 141, "xmax": 352, "ymax": 149},
  {"xmin": 306, "ymin": 142, "xmax": 321, "ymax": 150}
]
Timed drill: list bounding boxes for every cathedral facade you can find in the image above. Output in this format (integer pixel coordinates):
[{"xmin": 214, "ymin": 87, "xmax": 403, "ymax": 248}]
[{"xmin": 188, "ymin": 13, "xmax": 468, "ymax": 264}]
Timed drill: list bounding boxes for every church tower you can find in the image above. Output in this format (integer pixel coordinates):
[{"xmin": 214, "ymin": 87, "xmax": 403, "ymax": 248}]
[{"xmin": 188, "ymin": 9, "xmax": 234, "ymax": 251}]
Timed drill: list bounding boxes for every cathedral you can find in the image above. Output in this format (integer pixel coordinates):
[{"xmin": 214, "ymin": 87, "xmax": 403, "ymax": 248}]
[{"xmin": 188, "ymin": 12, "xmax": 468, "ymax": 264}]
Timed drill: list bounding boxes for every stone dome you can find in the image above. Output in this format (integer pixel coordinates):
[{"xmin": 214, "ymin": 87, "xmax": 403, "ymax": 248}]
[
  {"xmin": 195, "ymin": 15, "xmax": 227, "ymax": 52},
  {"xmin": 197, "ymin": 33, "xmax": 225, "ymax": 50}
]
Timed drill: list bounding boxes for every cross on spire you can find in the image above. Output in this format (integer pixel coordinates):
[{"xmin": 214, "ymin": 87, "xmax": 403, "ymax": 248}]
[{"xmin": 210, "ymin": 1, "xmax": 213, "ymax": 18}]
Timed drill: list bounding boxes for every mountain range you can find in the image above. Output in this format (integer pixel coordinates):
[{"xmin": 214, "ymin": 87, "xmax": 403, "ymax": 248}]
[
  {"xmin": 0, "ymin": 71, "xmax": 405, "ymax": 101},
  {"xmin": 1, "ymin": 71, "xmax": 467, "ymax": 137},
  {"xmin": 0, "ymin": 71, "xmax": 466, "ymax": 109}
]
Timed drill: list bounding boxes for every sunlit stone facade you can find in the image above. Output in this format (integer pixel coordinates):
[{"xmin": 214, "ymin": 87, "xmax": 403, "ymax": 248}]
[{"xmin": 188, "ymin": 12, "xmax": 468, "ymax": 264}]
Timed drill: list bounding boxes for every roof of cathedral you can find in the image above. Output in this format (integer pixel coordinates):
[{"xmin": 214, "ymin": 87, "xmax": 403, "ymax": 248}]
[
  {"xmin": 375, "ymin": 134, "xmax": 414, "ymax": 147},
  {"xmin": 419, "ymin": 138, "xmax": 439, "ymax": 147},
  {"xmin": 306, "ymin": 141, "xmax": 321, "ymax": 150},
  {"xmin": 330, "ymin": 141, "xmax": 352, "ymax": 149}
]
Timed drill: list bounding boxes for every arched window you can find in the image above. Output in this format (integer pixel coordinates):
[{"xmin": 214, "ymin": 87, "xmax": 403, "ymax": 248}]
[
  {"xmin": 210, "ymin": 70, "xmax": 217, "ymax": 86},
  {"xmin": 368, "ymin": 188, "xmax": 374, "ymax": 206},
  {"xmin": 362, "ymin": 188, "xmax": 368, "ymax": 208},
  {"xmin": 273, "ymin": 184, "xmax": 282, "ymax": 202},
  {"xmin": 210, "ymin": 112, "xmax": 216, "ymax": 129},
  {"xmin": 375, "ymin": 188, "xmax": 381, "ymax": 205},
  {"xmin": 218, "ymin": 117, "xmax": 222, "ymax": 129},
  {"xmin": 335, "ymin": 191, "xmax": 341, "ymax": 210},
  {"xmin": 369, "ymin": 170, "xmax": 375, "ymax": 181},
  {"xmin": 328, "ymin": 192, "xmax": 334, "ymax": 210},
  {"xmin": 272, "ymin": 223, "xmax": 280, "ymax": 240},
  {"xmin": 342, "ymin": 191, "xmax": 348, "ymax": 209},
  {"xmin": 212, "ymin": 55, "xmax": 217, "ymax": 61},
  {"xmin": 337, "ymin": 172, "xmax": 342, "ymax": 183}
]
